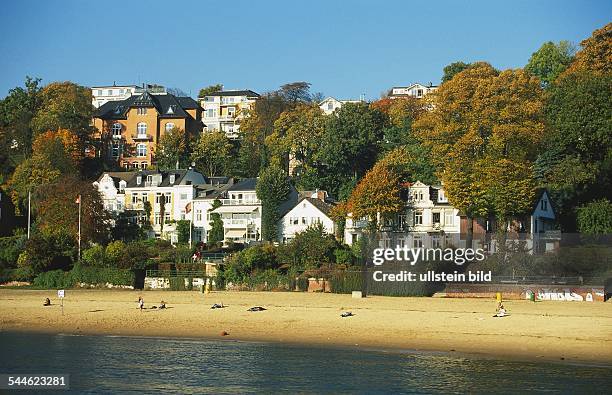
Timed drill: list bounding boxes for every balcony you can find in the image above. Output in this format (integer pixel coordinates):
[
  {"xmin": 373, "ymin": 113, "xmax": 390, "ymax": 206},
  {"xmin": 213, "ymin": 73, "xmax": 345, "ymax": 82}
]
[
  {"xmin": 132, "ymin": 134, "xmax": 153, "ymax": 141},
  {"xmin": 219, "ymin": 199, "xmax": 261, "ymax": 206},
  {"xmin": 223, "ymin": 219, "xmax": 253, "ymax": 226}
]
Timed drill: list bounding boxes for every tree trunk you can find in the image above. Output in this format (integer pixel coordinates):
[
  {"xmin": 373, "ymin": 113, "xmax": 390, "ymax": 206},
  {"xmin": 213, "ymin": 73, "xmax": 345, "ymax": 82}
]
[{"xmin": 466, "ymin": 215, "xmax": 474, "ymax": 249}]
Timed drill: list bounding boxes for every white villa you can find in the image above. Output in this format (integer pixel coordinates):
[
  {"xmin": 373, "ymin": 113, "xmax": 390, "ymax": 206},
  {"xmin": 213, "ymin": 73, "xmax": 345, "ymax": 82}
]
[
  {"xmin": 388, "ymin": 83, "xmax": 437, "ymax": 99},
  {"xmin": 278, "ymin": 191, "xmax": 335, "ymax": 242},
  {"xmin": 199, "ymin": 89, "xmax": 260, "ymax": 138}
]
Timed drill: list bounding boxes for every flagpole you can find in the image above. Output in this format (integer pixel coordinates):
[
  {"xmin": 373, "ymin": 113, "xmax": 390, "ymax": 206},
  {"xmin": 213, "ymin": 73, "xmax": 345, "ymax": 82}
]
[
  {"xmin": 27, "ymin": 190, "xmax": 31, "ymax": 239},
  {"xmin": 78, "ymin": 194, "xmax": 81, "ymax": 262},
  {"xmin": 189, "ymin": 203, "xmax": 193, "ymax": 249}
]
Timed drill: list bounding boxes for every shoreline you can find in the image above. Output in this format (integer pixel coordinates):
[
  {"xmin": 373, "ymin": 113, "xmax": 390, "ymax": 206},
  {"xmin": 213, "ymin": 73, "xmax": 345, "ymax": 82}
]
[{"xmin": 1, "ymin": 289, "xmax": 610, "ymax": 366}]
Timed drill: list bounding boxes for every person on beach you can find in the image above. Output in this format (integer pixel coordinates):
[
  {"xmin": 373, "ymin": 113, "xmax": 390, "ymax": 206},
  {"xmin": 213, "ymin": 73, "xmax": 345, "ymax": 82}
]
[
  {"xmin": 138, "ymin": 297, "xmax": 144, "ymax": 311},
  {"xmin": 495, "ymin": 304, "xmax": 507, "ymax": 317},
  {"xmin": 43, "ymin": 298, "xmax": 51, "ymax": 306},
  {"xmin": 159, "ymin": 300, "xmax": 166, "ymax": 309}
]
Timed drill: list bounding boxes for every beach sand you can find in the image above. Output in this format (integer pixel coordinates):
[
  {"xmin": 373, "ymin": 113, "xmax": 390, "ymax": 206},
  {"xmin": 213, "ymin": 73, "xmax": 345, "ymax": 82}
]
[{"xmin": 1, "ymin": 289, "xmax": 610, "ymax": 365}]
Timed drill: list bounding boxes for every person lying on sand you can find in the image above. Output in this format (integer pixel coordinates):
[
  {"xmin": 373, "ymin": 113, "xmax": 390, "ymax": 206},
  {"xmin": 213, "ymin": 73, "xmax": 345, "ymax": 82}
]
[
  {"xmin": 247, "ymin": 306, "xmax": 266, "ymax": 312},
  {"xmin": 159, "ymin": 301, "xmax": 166, "ymax": 309},
  {"xmin": 43, "ymin": 298, "xmax": 51, "ymax": 306},
  {"xmin": 341, "ymin": 311, "xmax": 354, "ymax": 317},
  {"xmin": 211, "ymin": 303, "xmax": 225, "ymax": 309},
  {"xmin": 493, "ymin": 304, "xmax": 508, "ymax": 317}
]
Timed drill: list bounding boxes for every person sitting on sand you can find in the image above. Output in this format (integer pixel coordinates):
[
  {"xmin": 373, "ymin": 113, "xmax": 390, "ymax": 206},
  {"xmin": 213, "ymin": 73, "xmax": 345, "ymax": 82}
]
[
  {"xmin": 138, "ymin": 297, "xmax": 144, "ymax": 311},
  {"xmin": 43, "ymin": 298, "xmax": 51, "ymax": 306},
  {"xmin": 159, "ymin": 301, "xmax": 166, "ymax": 309},
  {"xmin": 494, "ymin": 304, "xmax": 507, "ymax": 317}
]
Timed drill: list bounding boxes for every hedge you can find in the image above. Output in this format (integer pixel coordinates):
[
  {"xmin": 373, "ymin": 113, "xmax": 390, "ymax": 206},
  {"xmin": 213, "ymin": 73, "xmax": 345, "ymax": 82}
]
[{"xmin": 33, "ymin": 266, "xmax": 135, "ymax": 289}]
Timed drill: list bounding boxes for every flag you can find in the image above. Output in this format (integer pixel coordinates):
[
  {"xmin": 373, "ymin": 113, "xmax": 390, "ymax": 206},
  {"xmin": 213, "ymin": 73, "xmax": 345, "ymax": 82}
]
[
  {"xmin": 185, "ymin": 202, "xmax": 192, "ymax": 214},
  {"xmin": 75, "ymin": 195, "xmax": 81, "ymax": 204}
]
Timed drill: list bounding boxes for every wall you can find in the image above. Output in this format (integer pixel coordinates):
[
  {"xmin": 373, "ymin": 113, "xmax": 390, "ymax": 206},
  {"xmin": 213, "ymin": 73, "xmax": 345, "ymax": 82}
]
[{"xmin": 444, "ymin": 283, "xmax": 605, "ymax": 302}]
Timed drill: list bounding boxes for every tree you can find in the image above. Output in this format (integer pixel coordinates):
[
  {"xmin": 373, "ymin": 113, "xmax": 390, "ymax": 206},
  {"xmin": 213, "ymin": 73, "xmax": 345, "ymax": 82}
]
[
  {"xmin": 441, "ymin": 61, "xmax": 471, "ymax": 83},
  {"xmin": 208, "ymin": 199, "xmax": 224, "ymax": 246},
  {"xmin": 191, "ymin": 130, "xmax": 232, "ymax": 177},
  {"xmin": 156, "ymin": 126, "xmax": 190, "ymax": 170},
  {"xmin": 0, "ymin": 76, "xmax": 41, "ymax": 175},
  {"xmin": 18, "ymin": 231, "xmax": 76, "ymax": 279},
  {"xmin": 377, "ymin": 145, "xmax": 437, "ymax": 185},
  {"xmin": 540, "ymin": 71, "xmax": 612, "ymax": 230},
  {"xmin": 525, "ymin": 41, "xmax": 575, "ymax": 86},
  {"xmin": 577, "ymin": 199, "xmax": 612, "ymax": 235},
  {"xmin": 198, "ymin": 84, "xmax": 223, "ymax": 98},
  {"xmin": 316, "ymin": 102, "xmax": 386, "ymax": 198},
  {"xmin": 31, "ymin": 81, "xmax": 94, "ymax": 144},
  {"xmin": 176, "ymin": 220, "xmax": 191, "ymax": 244},
  {"xmin": 238, "ymin": 92, "xmax": 288, "ymax": 177},
  {"xmin": 347, "ymin": 163, "xmax": 403, "ymax": 231},
  {"xmin": 266, "ymin": 103, "xmax": 326, "ymax": 176},
  {"xmin": 256, "ymin": 165, "xmax": 291, "ymax": 241},
  {"xmin": 415, "ymin": 63, "xmax": 546, "ymax": 244},
  {"xmin": 36, "ymin": 177, "xmax": 111, "ymax": 245},
  {"xmin": 565, "ymin": 22, "xmax": 611, "ymax": 75},
  {"xmin": 277, "ymin": 222, "xmax": 338, "ymax": 270},
  {"xmin": 278, "ymin": 82, "xmax": 312, "ymax": 104}
]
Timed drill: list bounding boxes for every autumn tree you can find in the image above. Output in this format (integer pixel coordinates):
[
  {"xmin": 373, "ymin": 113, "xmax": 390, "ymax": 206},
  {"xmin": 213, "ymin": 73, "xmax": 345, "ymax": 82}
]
[
  {"xmin": 525, "ymin": 41, "xmax": 575, "ymax": 86},
  {"xmin": 266, "ymin": 103, "xmax": 326, "ymax": 178},
  {"xmin": 191, "ymin": 130, "xmax": 233, "ymax": 177},
  {"xmin": 347, "ymin": 163, "xmax": 403, "ymax": 232},
  {"xmin": 36, "ymin": 177, "xmax": 111, "ymax": 245},
  {"xmin": 415, "ymin": 63, "xmax": 546, "ymax": 245},
  {"xmin": 208, "ymin": 199, "xmax": 224, "ymax": 246},
  {"xmin": 564, "ymin": 22, "xmax": 611, "ymax": 75},
  {"xmin": 238, "ymin": 92, "xmax": 288, "ymax": 177},
  {"xmin": 198, "ymin": 84, "xmax": 223, "ymax": 98},
  {"xmin": 31, "ymin": 81, "xmax": 94, "ymax": 144},
  {"xmin": 156, "ymin": 126, "xmax": 190, "ymax": 170},
  {"xmin": 256, "ymin": 165, "xmax": 291, "ymax": 241}
]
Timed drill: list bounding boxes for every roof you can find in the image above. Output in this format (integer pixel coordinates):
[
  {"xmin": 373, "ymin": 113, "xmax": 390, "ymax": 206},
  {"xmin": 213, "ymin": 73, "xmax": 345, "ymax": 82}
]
[
  {"xmin": 95, "ymin": 92, "xmax": 201, "ymax": 120},
  {"xmin": 304, "ymin": 197, "xmax": 334, "ymax": 217},
  {"xmin": 205, "ymin": 90, "xmax": 260, "ymax": 98},
  {"xmin": 125, "ymin": 169, "xmax": 203, "ymax": 188},
  {"xmin": 96, "ymin": 171, "xmax": 136, "ymax": 189},
  {"xmin": 228, "ymin": 178, "xmax": 258, "ymax": 191}
]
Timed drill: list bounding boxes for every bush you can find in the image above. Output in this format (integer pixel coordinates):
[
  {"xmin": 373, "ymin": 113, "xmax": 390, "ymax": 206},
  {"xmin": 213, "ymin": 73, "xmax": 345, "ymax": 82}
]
[
  {"xmin": 32, "ymin": 266, "xmax": 135, "ymax": 288},
  {"xmin": 82, "ymin": 245, "xmax": 105, "ymax": 267},
  {"xmin": 105, "ymin": 240, "xmax": 126, "ymax": 266}
]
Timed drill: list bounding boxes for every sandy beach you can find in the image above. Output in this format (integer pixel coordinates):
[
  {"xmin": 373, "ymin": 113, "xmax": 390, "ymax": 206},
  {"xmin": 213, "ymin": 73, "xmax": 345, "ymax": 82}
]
[{"xmin": 1, "ymin": 289, "xmax": 610, "ymax": 365}]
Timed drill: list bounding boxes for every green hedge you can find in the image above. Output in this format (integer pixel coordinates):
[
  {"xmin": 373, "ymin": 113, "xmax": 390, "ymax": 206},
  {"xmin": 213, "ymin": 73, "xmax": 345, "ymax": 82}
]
[{"xmin": 33, "ymin": 267, "xmax": 135, "ymax": 289}]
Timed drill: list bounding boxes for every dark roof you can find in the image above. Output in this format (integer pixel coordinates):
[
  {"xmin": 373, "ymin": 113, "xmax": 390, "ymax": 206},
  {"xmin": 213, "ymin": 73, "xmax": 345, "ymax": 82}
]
[
  {"xmin": 228, "ymin": 178, "xmax": 258, "ymax": 191},
  {"xmin": 207, "ymin": 90, "xmax": 260, "ymax": 98},
  {"xmin": 304, "ymin": 197, "xmax": 334, "ymax": 216},
  {"xmin": 278, "ymin": 186, "xmax": 299, "ymax": 218},
  {"xmin": 97, "ymin": 171, "xmax": 136, "ymax": 189},
  {"xmin": 96, "ymin": 92, "xmax": 201, "ymax": 120},
  {"xmin": 126, "ymin": 170, "xmax": 190, "ymax": 188}
]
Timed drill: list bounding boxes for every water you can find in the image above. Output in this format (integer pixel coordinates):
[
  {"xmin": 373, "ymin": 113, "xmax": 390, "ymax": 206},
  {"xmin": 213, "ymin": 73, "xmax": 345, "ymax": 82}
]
[{"xmin": 0, "ymin": 332, "xmax": 610, "ymax": 394}]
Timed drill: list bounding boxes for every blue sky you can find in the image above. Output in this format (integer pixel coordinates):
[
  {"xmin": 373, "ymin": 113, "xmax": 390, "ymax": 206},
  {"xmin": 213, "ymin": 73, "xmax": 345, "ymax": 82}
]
[{"xmin": 0, "ymin": 0, "xmax": 609, "ymax": 100}]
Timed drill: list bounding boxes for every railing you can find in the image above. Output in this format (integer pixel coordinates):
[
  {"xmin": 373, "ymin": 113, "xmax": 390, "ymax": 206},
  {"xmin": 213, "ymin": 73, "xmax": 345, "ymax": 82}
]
[
  {"xmin": 132, "ymin": 134, "xmax": 153, "ymax": 140},
  {"xmin": 146, "ymin": 270, "xmax": 207, "ymax": 277},
  {"xmin": 218, "ymin": 199, "xmax": 261, "ymax": 206},
  {"xmin": 223, "ymin": 219, "xmax": 253, "ymax": 226},
  {"xmin": 200, "ymin": 253, "xmax": 227, "ymax": 261}
]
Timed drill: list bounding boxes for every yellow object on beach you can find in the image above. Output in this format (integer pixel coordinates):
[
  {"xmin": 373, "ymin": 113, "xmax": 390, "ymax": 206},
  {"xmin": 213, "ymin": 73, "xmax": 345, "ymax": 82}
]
[{"xmin": 496, "ymin": 292, "xmax": 502, "ymax": 302}]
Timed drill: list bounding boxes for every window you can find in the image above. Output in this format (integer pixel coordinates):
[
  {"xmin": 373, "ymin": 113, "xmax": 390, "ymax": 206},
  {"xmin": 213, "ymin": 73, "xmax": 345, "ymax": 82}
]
[
  {"xmin": 445, "ymin": 211, "xmax": 454, "ymax": 226},
  {"xmin": 137, "ymin": 123, "xmax": 147, "ymax": 136},
  {"xmin": 432, "ymin": 235, "xmax": 441, "ymax": 248},
  {"xmin": 112, "ymin": 123, "xmax": 122, "ymax": 137},
  {"xmin": 302, "ymin": 217, "xmax": 307, "ymax": 224},
  {"xmin": 327, "ymin": 102, "xmax": 333, "ymax": 110},
  {"xmin": 414, "ymin": 211, "xmax": 423, "ymax": 225},
  {"xmin": 141, "ymin": 162, "xmax": 147, "ymax": 169},
  {"xmin": 180, "ymin": 193, "xmax": 188, "ymax": 200},
  {"xmin": 196, "ymin": 210, "xmax": 202, "ymax": 221},
  {"xmin": 165, "ymin": 194, "xmax": 171, "ymax": 204},
  {"xmin": 155, "ymin": 193, "xmax": 163, "ymax": 204},
  {"xmin": 107, "ymin": 89, "xmax": 113, "ymax": 96},
  {"xmin": 417, "ymin": 89, "xmax": 423, "ymax": 97},
  {"xmin": 165, "ymin": 123, "xmax": 175, "ymax": 132},
  {"xmin": 141, "ymin": 193, "xmax": 148, "ymax": 202},
  {"xmin": 132, "ymin": 194, "xmax": 138, "ymax": 204},
  {"xmin": 206, "ymin": 109, "xmax": 216, "ymax": 118},
  {"xmin": 111, "ymin": 143, "xmax": 120, "ymax": 158},
  {"xmin": 97, "ymin": 90, "xmax": 102, "ymax": 96},
  {"xmin": 438, "ymin": 189, "xmax": 447, "ymax": 202},
  {"xmin": 136, "ymin": 143, "xmax": 147, "ymax": 157},
  {"xmin": 432, "ymin": 212, "xmax": 440, "ymax": 224},
  {"xmin": 137, "ymin": 107, "xmax": 147, "ymax": 115},
  {"xmin": 541, "ymin": 199, "xmax": 548, "ymax": 211},
  {"xmin": 228, "ymin": 107, "xmax": 235, "ymax": 117},
  {"xmin": 413, "ymin": 236, "xmax": 423, "ymax": 248}
]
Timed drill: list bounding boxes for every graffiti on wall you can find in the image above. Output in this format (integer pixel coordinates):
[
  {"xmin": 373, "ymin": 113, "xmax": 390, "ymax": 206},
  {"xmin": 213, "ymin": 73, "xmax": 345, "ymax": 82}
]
[{"xmin": 527, "ymin": 288, "xmax": 601, "ymax": 302}]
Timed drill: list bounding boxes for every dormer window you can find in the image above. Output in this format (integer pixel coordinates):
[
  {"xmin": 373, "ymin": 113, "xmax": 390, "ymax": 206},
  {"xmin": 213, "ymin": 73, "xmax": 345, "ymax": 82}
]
[
  {"xmin": 137, "ymin": 107, "xmax": 147, "ymax": 115},
  {"xmin": 541, "ymin": 199, "xmax": 548, "ymax": 211},
  {"xmin": 438, "ymin": 189, "xmax": 448, "ymax": 203},
  {"xmin": 119, "ymin": 181, "xmax": 126, "ymax": 192},
  {"xmin": 169, "ymin": 174, "xmax": 175, "ymax": 184},
  {"xmin": 166, "ymin": 105, "xmax": 174, "ymax": 114},
  {"xmin": 136, "ymin": 175, "xmax": 142, "ymax": 185},
  {"xmin": 112, "ymin": 123, "xmax": 122, "ymax": 138}
]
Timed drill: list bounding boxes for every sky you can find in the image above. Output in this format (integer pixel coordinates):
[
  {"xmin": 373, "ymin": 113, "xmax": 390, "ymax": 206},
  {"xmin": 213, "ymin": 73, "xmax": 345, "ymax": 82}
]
[{"xmin": 0, "ymin": 0, "xmax": 610, "ymax": 100}]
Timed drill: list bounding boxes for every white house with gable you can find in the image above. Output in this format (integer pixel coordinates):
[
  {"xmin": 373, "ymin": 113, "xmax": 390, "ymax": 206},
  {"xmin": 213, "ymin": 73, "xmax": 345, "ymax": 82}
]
[{"xmin": 279, "ymin": 191, "xmax": 336, "ymax": 242}]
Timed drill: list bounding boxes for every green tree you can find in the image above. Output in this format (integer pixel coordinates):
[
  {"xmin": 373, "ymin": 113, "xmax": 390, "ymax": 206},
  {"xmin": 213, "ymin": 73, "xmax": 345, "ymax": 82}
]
[
  {"xmin": 277, "ymin": 222, "xmax": 338, "ymax": 270},
  {"xmin": 525, "ymin": 41, "xmax": 575, "ymax": 86},
  {"xmin": 316, "ymin": 102, "xmax": 386, "ymax": 198},
  {"xmin": 156, "ymin": 126, "xmax": 190, "ymax": 170},
  {"xmin": 441, "ymin": 61, "xmax": 471, "ymax": 83},
  {"xmin": 577, "ymin": 199, "xmax": 612, "ymax": 235},
  {"xmin": 256, "ymin": 165, "xmax": 291, "ymax": 241},
  {"xmin": 176, "ymin": 220, "xmax": 191, "ymax": 244},
  {"xmin": 198, "ymin": 84, "xmax": 223, "ymax": 98},
  {"xmin": 208, "ymin": 199, "xmax": 224, "ymax": 246},
  {"xmin": 191, "ymin": 130, "xmax": 232, "ymax": 177}
]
